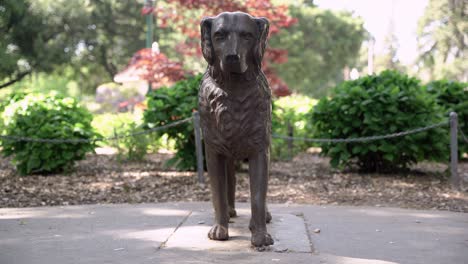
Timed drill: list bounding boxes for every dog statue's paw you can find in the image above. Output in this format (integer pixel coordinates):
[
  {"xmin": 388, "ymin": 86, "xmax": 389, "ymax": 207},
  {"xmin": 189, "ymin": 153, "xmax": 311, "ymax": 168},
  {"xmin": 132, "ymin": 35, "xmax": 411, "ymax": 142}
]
[
  {"xmin": 266, "ymin": 211, "xmax": 272, "ymax": 223},
  {"xmin": 229, "ymin": 208, "xmax": 237, "ymax": 218},
  {"xmin": 208, "ymin": 224, "xmax": 229, "ymax": 241},
  {"xmin": 251, "ymin": 231, "xmax": 274, "ymax": 247}
]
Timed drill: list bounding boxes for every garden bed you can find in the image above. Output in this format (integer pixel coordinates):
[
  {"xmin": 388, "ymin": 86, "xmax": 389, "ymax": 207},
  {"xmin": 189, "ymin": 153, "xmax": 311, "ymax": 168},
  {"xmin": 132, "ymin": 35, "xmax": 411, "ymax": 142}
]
[{"xmin": 1, "ymin": 150, "xmax": 467, "ymax": 212}]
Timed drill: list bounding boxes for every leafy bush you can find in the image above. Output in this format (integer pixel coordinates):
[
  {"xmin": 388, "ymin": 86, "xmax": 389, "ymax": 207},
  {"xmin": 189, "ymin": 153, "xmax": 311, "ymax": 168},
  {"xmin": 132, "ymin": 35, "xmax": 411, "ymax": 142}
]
[
  {"xmin": 313, "ymin": 70, "xmax": 447, "ymax": 172},
  {"xmin": 425, "ymin": 80, "xmax": 468, "ymax": 156},
  {"xmin": 113, "ymin": 122, "xmax": 150, "ymax": 162},
  {"xmin": 92, "ymin": 113, "xmax": 150, "ymax": 161},
  {"xmin": 92, "ymin": 113, "xmax": 138, "ymax": 140},
  {"xmin": 0, "ymin": 91, "xmax": 28, "ymax": 137},
  {"xmin": 0, "ymin": 91, "xmax": 28, "ymax": 113},
  {"xmin": 143, "ymin": 74, "xmax": 201, "ymax": 170},
  {"xmin": 1, "ymin": 93, "xmax": 98, "ymax": 175},
  {"xmin": 272, "ymin": 94, "xmax": 317, "ymax": 160}
]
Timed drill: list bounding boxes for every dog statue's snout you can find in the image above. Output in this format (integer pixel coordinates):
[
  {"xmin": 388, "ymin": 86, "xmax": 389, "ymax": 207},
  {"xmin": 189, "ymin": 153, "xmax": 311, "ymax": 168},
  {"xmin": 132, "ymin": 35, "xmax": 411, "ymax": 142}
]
[{"xmin": 225, "ymin": 54, "xmax": 240, "ymax": 64}]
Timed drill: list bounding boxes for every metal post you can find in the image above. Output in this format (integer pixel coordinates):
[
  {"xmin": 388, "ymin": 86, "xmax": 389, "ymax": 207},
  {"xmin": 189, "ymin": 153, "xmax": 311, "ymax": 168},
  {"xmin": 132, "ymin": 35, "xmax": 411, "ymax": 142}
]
[
  {"xmin": 145, "ymin": 0, "xmax": 154, "ymax": 49},
  {"xmin": 287, "ymin": 120, "xmax": 294, "ymax": 160},
  {"xmin": 449, "ymin": 112, "xmax": 459, "ymax": 189},
  {"xmin": 145, "ymin": 0, "xmax": 154, "ymax": 94},
  {"xmin": 193, "ymin": 112, "xmax": 205, "ymax": 184}
]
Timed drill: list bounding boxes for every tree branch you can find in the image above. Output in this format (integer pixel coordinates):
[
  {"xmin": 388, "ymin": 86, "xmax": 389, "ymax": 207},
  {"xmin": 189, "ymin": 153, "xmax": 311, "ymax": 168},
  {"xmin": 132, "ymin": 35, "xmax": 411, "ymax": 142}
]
[
  {"xmin": 100, "ymin": 46, "xmax": 117, "ymax": 80},
  {"xmin": 0, "ymin": 71, "xmax": 32, "ymax": 89}
]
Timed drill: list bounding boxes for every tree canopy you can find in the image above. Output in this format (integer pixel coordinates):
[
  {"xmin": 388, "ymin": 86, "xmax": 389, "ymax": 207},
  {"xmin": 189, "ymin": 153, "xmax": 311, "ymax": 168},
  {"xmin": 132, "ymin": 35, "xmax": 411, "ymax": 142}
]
[
  {"xmin": 1, "ymin": 0, "xmax": 367, "ymax": 96},
  {"xmin": 150, "ymin": 0, "xmax": 298, "ymax": 96},
  {"xmin": 0, "ymin": 0, "xmax": 76, "ymax": 88},
  {"xmin": 0, "ymin": 0, "xmax": 148, "ymax": 90},
  {"xmin": 373, "ymin": 21, "xmax": 406, "ymax": 74},
  {"xmin": 268, "ymin": 3, "xmax": 366, "ymax": 97},
  {"xmin": 1, "ymin": 0, "xmax": 298, "ymax": 94},
  {"xmin": 417, "ymin": 0, "xmax": 467, "ymax": 81}
]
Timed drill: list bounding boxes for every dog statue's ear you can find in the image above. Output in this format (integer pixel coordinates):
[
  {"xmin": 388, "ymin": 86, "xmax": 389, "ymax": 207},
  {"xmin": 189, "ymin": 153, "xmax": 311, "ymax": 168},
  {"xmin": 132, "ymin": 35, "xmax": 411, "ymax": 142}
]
[
  {"xmin": 200, "ymin": 17, "xmax": 214, "ymax": 65},
  {"xmin": 254, "ymin": 17, "xmax": 270, "ymax": 67}
]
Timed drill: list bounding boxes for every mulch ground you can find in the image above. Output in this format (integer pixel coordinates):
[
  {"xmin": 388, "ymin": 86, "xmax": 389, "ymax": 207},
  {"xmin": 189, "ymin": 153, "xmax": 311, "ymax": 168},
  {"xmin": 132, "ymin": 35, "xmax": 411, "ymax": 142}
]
[{"xmin": 1, "ymin": 150, "xmax": 467, "ymax": 212}]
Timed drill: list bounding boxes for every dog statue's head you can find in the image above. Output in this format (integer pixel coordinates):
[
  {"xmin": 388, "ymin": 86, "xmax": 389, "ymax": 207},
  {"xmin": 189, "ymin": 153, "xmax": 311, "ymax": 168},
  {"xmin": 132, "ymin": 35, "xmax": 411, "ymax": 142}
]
[{"xmin": 201, "ymin": 12, "xmax": 269, "ymax": 83}]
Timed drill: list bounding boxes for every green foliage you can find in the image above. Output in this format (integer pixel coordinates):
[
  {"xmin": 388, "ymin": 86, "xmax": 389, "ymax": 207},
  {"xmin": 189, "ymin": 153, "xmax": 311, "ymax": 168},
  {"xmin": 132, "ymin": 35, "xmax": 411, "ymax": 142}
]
[
  {"xmin": 373, "ymin": 28, "xmax": 407, "ymax": 74},
  {"xmin": 113, "ymin": 122, "xmax": 150, "ymax": 162},
  {"xmin": 143, "ymin": 74, "xmax": 201, "ymax": 170},
  {"xmin": 1, "ymin": 0, "xmax": 147, "ymax": 91},
  {"xmin": 313, "ymin": 70, "xmax": 447, "ymax": 172},
  {"xmin": 417, "ymin": 0, "xmax": 467, "ymax": 81},
  {"xmin": 269, "ymin": 4, "xmax": 366, "ymax": 97},
  {"xmin": 1, "ymin": 93, "xmax": 98, "ymax": 175},
  {"xmin": 0, "ymin": 70, "xmax": 83, "ymax": 134},
  {"xmin": 272, "ymin": 94, "xmax": 317, "ymax": 160},
  {"xmin": 92, "ymin": 113, "xmax": 137, "ymax": 140},
  {"xmin": 0, "ymin": 0, "xmax": 80, "ymax": 87},
  {"xmin": 92, "ymin": 113, "xmax": 151, "ymax": 161},
  {"xmin": 0, "ymin": 90, "xmax": 28, "ymax": 137},
  {"xmin": 0, "ymin": 90, "xmax": 27, "ymax": 113},
  {"xmin": 425, "ymin": 80, "xmax": 468, "ymax": 155},
  {"xmin": 73, "ymin": 0, "xmax": 147, "ymax": 79},
  {"xmin": 9, "ymin": 70, "xmax": 82, "ymax": 97}
]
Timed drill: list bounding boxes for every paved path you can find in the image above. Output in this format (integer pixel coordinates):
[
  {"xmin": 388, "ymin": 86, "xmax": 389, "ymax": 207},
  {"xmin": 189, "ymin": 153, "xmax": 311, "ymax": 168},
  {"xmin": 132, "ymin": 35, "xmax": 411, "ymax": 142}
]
[{"xmin": 0, "ymin": 202, "xmax": 467, "ymax": 264}]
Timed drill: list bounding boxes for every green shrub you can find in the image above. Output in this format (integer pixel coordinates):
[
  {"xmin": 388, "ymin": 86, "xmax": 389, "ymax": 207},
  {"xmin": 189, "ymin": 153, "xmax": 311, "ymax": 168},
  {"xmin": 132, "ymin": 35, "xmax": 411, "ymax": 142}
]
[
  {"xmin": 92, "ymin": 112, "xmax": 172, "ymax": 160},
  {"xmin": 93, "ymin": 113, "xmax": 148, "ymax": 161},
  {"xmin": 0, "ymin": 91, "xmax": 28, "ymax": 137},
  {"xmin": 112, "ymin": 122, "xmax": 150, "ymax": 162},
  {"xmin": 92, "ymin": 113, "xmax": 138, "ymax": 140},
  {"xmin": 425, "ymin": 80, "xmax": 468, "ymax": 156},
  {"xmin": 1, "ymin": 93, "xmax": 98, "ymax": 175},
  {"xmin": 272, "ymin": 94, "xmax": 317, "ymax": 160},
  {"xmin": 92, "ymin": 113, "xmax": 148, "ymax": 161},
  {"xmin": 0, "ymin": 91, "xmax": 28, "ymax": 113},
  {"xmin": 143, "ymin": 74, "xmax": 201, "ymax": 170},
  {"xmin": 313, "ymin": 70, "xmax": 447, "ymax": 172}
]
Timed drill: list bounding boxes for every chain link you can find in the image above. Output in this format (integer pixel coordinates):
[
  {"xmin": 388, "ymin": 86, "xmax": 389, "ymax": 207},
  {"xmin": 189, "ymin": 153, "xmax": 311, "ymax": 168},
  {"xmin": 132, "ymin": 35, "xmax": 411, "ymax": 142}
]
[
  {"xmin": 0, "ymin": 116, "xmax": 452, "ymax": 145},
  {"xmin": 459, "ymin": 127, "xmax": 468, "ymax": 144},
  {"xmin": 0, "ymin": 117, "xmax": 193, "ymax": 144},
  {"xmin": 272, "ymin": 120, "xmax": 449, "ymax": 143}
]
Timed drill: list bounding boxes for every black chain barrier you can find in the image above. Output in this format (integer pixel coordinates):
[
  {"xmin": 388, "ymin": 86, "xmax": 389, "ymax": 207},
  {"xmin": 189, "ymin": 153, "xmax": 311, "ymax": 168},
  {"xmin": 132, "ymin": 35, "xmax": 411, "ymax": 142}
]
[
  {"xmin": 459, "ymin": 128, "xmax": 468, "ymax": 144},
  {"xmin": 0, "ymin": 117, "xmax": 193, "ymax": 144},
  {"xmin": 0, "ymin": 117, "xmax": 457, "ymax": 145},
  {"xmin": 272, "ymin": 120, "xmax": 449, "ymax": 143}
]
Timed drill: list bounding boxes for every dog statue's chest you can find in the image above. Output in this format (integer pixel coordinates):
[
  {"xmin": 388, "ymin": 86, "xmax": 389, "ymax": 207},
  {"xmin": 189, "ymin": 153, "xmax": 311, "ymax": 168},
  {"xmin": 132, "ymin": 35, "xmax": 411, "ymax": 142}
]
[{"xmin": 199, "ymin": 80, "xmax": 271, "ymax": 159}]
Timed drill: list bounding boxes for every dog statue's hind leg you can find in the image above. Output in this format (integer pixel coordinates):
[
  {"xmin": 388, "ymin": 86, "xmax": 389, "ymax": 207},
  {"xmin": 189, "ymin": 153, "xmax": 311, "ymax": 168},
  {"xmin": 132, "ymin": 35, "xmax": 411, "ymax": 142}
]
[{"xmin": 206, "ymin": 148, "xmax": 230, "ymax": 241}]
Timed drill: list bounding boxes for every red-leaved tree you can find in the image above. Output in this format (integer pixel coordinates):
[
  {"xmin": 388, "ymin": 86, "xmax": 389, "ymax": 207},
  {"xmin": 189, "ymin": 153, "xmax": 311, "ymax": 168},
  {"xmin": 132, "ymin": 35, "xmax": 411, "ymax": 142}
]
[
  {"xmin": 135, "ymin": 0, "xmax": 297, "ymax": 96},
  {"xmin": 132, "ymin": 48, "xmax": 188, "ymax": 88}
]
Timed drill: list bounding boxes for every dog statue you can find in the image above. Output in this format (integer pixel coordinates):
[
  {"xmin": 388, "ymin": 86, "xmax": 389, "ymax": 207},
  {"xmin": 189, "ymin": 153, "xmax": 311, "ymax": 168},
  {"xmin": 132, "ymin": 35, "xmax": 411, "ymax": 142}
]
[{"xmin": 199, "ymin": 12, "xmax": 273, "ymax": 247}]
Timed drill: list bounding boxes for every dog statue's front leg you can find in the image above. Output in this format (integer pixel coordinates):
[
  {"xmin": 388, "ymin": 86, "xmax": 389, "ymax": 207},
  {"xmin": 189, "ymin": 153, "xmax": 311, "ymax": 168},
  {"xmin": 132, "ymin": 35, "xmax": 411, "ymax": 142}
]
[
  {"xmin": 205, "ymin": 147, "xmax": 230, "ymax": 241},
  {"xmin": 226, "ymin": 158, "xmax": 237, "ymax": 218},
  {"xmin": 248, "ymin": 149, "xmax": 274, "ymax": 247}
]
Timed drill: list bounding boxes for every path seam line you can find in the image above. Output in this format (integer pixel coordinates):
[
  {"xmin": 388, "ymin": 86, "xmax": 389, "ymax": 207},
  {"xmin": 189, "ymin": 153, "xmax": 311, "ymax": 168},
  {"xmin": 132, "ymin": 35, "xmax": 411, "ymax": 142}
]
[
  {"xmin": 297, "ymin": 212, "xmax": 315, "ymax": 254},
  {"xmin": 157, "ymin": 210, "xmax": 193, "ymax": 250}
]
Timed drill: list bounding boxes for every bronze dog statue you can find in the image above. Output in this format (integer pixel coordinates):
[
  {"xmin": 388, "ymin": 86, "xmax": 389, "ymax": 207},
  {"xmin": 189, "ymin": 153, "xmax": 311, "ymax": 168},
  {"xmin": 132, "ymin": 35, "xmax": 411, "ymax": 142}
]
[{"xmin": 199, "ymin": 12, "xmax": 273, "ymax": 247}]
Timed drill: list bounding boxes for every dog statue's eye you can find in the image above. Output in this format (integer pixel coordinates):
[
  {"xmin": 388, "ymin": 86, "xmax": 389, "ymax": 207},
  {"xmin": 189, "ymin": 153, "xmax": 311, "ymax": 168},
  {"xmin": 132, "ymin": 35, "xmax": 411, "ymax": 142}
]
[
  {"xmin": 214, "ymin": 32, "xmax": 226, "ymax": 41},
  {"xmin": 240, "ymin": 32, "xmax": 254, "ymax": 40}
]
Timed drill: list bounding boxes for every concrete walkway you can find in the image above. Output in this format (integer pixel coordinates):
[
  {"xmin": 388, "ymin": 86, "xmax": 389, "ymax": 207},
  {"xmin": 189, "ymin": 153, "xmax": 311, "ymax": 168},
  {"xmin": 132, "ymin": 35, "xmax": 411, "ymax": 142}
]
[{"xmin": 0, "ymin": 202, "xmax": 467, "ymax": 264}]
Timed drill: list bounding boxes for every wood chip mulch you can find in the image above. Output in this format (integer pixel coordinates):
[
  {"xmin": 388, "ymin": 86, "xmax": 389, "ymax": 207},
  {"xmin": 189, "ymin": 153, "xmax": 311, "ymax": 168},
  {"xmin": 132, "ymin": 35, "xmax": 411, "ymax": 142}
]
[{"xmin": 1, "ymin": 151, "xmax": 467, "ymax": 212}]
